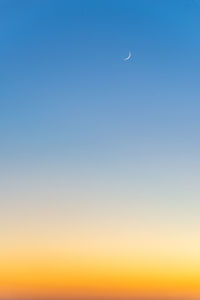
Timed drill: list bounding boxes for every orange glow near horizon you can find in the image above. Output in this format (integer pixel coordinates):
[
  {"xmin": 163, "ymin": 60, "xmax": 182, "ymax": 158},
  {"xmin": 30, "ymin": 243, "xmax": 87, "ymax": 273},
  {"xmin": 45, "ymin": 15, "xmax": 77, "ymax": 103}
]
[
  {"xmin": 1, "ymin": 248, "xmax": 200, "ymax": 300},
  {"xmin": 1, "ymin": 223, "xmax": 200, "ymax": 300}
]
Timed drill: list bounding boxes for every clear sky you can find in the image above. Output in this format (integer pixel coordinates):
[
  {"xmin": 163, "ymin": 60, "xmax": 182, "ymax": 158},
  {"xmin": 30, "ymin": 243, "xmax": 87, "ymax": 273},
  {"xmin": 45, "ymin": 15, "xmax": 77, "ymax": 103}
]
[{"xmin": 1, "ymin": 0, "xmax": 200, "ymax": 299}]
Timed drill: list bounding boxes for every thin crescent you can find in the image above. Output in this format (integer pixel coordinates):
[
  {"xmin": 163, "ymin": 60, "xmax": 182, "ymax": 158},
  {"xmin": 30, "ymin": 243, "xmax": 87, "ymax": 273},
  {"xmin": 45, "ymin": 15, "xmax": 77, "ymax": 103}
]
[{"xmin": 124, "ymin": 51, "xmax": 131, "ymax": 61}]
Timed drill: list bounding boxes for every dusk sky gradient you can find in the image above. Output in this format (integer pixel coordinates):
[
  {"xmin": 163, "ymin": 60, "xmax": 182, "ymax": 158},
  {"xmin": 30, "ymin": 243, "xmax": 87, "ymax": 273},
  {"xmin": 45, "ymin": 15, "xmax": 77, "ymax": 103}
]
[{"xmin": 1, "ymin": 0, "xmax": 200, "ymax": 299}]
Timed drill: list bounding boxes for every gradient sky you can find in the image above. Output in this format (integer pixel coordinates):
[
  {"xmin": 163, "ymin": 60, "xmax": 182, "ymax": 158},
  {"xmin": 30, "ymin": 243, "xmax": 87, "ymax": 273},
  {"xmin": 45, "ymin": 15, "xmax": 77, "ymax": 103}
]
[{"xmin": 1, "ymin": 0, "xmax": 200, "ymax": 299}]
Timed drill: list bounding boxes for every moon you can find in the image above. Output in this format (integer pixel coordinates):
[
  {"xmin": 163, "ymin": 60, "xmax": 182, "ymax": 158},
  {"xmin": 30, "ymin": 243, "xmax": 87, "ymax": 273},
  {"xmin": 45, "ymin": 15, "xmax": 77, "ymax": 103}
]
[{"xmin": 123, "ymin": 51, "xmax": 131, "ymax": 61}]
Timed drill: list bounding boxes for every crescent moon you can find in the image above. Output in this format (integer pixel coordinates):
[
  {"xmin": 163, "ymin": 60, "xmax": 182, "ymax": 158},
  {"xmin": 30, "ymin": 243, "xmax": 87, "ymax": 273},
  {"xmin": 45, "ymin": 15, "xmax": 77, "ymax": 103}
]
[{"xmin": 123, "ymin": 51, "xmax": 131, "ymax": 61}]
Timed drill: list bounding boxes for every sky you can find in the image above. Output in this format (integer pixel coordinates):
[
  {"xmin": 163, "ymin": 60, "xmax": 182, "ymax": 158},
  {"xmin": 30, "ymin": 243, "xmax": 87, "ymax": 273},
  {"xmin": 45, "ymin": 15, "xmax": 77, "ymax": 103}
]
[{"xmin": 1, "ymin": 0, "xmax": 200, "ymax": 299}]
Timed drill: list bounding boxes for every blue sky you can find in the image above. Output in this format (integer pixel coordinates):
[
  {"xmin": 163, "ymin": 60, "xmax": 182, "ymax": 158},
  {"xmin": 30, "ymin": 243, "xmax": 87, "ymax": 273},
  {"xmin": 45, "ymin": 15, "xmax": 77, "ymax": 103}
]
[
  {"xmin": 1, "ymin": 0, "xmax": 200, "ymax": 232},
  {"xmin": 1, "ymin": 0, "xmax": 200, "ymax": 166}
]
